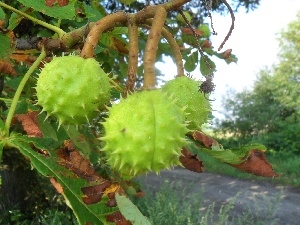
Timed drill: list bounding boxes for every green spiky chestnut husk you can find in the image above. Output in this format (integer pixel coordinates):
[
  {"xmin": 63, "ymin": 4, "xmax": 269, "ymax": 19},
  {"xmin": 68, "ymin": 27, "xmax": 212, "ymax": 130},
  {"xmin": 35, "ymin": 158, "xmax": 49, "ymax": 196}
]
[
  {"xmin": 36, "ymin": 55, "xmax": 111, "ymax": 126},
  {"xmin": 101, "ymin": 90, "xmax": 189, "ymax": 180},
  {"xmin": 162, "ymin": 76, "xmax": 211, "ymax": 130}
]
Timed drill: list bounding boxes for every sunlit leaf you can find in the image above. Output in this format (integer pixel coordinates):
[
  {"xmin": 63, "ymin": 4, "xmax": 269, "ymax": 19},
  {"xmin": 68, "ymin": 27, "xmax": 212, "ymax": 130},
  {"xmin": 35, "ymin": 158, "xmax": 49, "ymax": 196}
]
[
  {"xmin": 116, "ymin": 193, "xmax": 152, "ymax": 225},
  {"xmin": 200, "ymin": 55, "xmax": 215, "ymax": 76},
  {"xmin": 118, "ymin": 0, "xmax": 137, "ymax": 5},
  {"xmin": 184, "ymin": 51, "xmax": 198, "ymax": 72},
  {"xmin": 17, "ymin": 0, "xmax": 76, "ymax": 19},
  {"xmin": 213, "ymin": 49, "xmax": 238, "ymax": 64},
  {"xmin": 83, "ymin": 2, "xmax": 105, "ymax": 22}
]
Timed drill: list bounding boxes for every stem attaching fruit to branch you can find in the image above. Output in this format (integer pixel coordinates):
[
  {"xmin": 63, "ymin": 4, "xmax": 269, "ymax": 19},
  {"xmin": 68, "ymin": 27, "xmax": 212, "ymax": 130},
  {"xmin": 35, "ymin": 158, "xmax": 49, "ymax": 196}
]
[
  {"xmin": 143, "ymin": 6, "xmax": 167, "ymax": 89},
  {"xmin": 0, "ymin": 2, "xmax": 65, "ymax": 38},
  {"xmin": 5, "ymin": 48, "xmax": 46, "ymax": 136},
  {"xmin": 143, "ymin": 20, "xmax": 184, "ymax": 77},
  {"xmin": 124, "ymin": 14, "xmax": 139, "ymax": 95}
]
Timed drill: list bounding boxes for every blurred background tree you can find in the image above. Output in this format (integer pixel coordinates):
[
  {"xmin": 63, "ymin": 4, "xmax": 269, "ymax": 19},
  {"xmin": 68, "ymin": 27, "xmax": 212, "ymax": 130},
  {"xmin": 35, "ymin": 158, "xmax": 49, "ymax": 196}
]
[{"xmin": 215, "ymin": 12, "xmax": 300, "ymax": 154}]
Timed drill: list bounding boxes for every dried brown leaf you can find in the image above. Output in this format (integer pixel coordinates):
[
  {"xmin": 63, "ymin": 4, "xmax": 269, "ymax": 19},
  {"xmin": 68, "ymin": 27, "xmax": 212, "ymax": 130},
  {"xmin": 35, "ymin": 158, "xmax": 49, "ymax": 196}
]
[
  {"xmin": 57, "ymin": 140, "xmax": 101, "ymax": 181},
  {"xmin": 112, "ymin": 37, "xmax": 129, "ymax": 54},
  {"xmin": 49, "ymin": 177, "xmax": 64, "ymax": 194},
  {"xmin": 232, "ymin": 150, "xmax": 280, "ymax": 177},
  {"xmin": 45, "ymin": 0, "xmax": 69, "ymax": 7},
  {"xmin": 191, "ymin": 131, "xmax": 218, "ymax": 148},
  {"xmin": 179, "ymin": 147, "xmax": 204, "ymax": 173},
  {"xmin": 0, "ymin": 60, "xmax": 17, "ymax": 76},
  {"xmin": 223, "ymin": 49, "xmax": 232, "ymax": 59},
  {"xmin": 15, "ymin": 111, "xmax": 43, "ymax": 138},
  {"xmin": 81, "ymin": 182, "xmax": 112, "ymax": 205},
  {"xmin": 181, "ymin": 27, "xmax": 204, "ymax": 36},
  {"xmin": 202, "ymin": 40, "xmax": 212, "ymax": 48},
  {"xmin": 105, "ymin": 211, "xmax": 131, "ymax": 225}
]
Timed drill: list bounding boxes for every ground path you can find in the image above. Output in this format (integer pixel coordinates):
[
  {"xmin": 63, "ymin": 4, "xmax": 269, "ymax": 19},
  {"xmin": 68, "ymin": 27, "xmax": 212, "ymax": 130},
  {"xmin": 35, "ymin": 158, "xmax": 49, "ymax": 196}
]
[{"xmin": 137, "ymin": 168, "xmax": 300, "ymax": 225}]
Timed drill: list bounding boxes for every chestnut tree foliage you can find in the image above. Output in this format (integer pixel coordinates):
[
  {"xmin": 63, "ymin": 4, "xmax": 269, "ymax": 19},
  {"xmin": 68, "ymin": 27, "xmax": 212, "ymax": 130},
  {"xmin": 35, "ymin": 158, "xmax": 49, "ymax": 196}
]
[
  {"xmin": 0, "ymin": 0, "xmax": 278, "ymax": 224},
  {"xmin": 215, "ymin": 12, "xmax": 300, "ymax": 154}
]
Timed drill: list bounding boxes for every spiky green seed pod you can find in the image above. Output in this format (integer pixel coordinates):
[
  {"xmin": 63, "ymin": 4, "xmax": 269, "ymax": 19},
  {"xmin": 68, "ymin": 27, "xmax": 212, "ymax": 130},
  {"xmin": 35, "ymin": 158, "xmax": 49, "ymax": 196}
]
[
  {"xmin": 101, "ymin": 90, "xmax": 188, "ymax": 180},
  {"xmin": 161, "ymin": 76, "xmax": 211, "ymax": 130},
  {"xmin": 36, "ymin": 55, "xmax": 111, "ymax": 126}
]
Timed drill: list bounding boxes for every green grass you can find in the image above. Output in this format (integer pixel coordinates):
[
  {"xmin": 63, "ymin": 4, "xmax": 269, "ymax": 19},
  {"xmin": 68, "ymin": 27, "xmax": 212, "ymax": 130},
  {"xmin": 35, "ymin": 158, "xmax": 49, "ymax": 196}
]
[
  {"xmin": 133, "ymin": 180, "xmax": 282, "ymax": 225},
  {"xmin": 0, "ymin": 208, "xmax": 77, "ymax": 225},
  {"xmin": 196, "ymin": 150, "xmax": 300, "ymax": 187}
]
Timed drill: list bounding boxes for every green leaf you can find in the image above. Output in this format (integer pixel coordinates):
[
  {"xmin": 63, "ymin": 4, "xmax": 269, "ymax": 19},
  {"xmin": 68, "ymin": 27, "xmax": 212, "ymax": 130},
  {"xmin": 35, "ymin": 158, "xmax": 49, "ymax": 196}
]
[
  {"xmin": 38, "ymin": 113, "xmax": 58, "ymax": 141},
  {"xmin": 0, "ymin": 7, "xmax": 5, "ymax": 20},
  {"xmin": 17, "ymin": 0, "xmax": 76, "ymax": 19},
  {"xmin": 6, "ymin": 76, "xmax": 23, "ymax": 90},
  {"xmin": 184, "ymin": 51, "xmax": 198, "ymax": 72},
  {"xmin": 0, "ymin": 33, "xmax": 15, "ymax": 59},
  {"xmin": 100, "ymin": 33, "xmax": 113, "ymax": 47},
  {"xmin": 199, "ymin": 143, "xmax": 267, "ymax": 165},
  {"xmin": 83, "ymin": 3, "xmax": 105, "ymax": 22},
  {"xmin": 63, "ymin": 125, "xmax": 92, "ymax": 157},
  {"xmin": 111, "ymin": 27, "xmax": 129, "ymax": 35},
  {"xmin": 225, "ymin": 54, "xmax": 238, "ymax": 64},
  {"xmin": 199, "ymin": 145, "xmax": 244, "ymax": 164},
  {"xmin": 199, "ymin": 55, "xmax": 216, "ymax": 76},
  {"xmin": 116, "ymin": 193, "xmax": 152, "ymax": 225},
  {"xmin": 8, "ymin": 134, "xmax": 115, "ymax": 225},
  {"xmin": 0, "ymin": 141, "xmax": 3, "ymax": 162},
  {"xmin": 118, "ymin": 0, "xmax": 137, "ymax": 5},
  {"xmin": 8, "ymin": 11, "xmax": 23, "ymax": 30},
  {"xmin": 176, "ymin": 11, "xmax": 192, "ymax": 24},
  {"xmin": 0, "ymin": 118, "xmax": 5, "ymax": 133},
  {"xmin": 119, "ymin": 62, "xmax": 128, "ymax": 77},
  {"xmin": 9, "ymin": 98, "xmax": 29, "ymax": 114},
  {"xmin": 213, "ymin": 51, "xmax": 238, "ymax": 64}
]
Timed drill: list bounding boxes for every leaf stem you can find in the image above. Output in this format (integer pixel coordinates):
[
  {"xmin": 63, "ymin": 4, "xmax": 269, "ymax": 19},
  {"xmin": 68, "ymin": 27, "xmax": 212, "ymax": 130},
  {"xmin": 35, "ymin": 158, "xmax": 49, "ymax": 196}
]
[
  {"xmin": 0, "ymin": 2, "xmax": 65, "ymax": 38},
  {"xmin": 5, "ymin": 48, "xmax": 46, "ymax": 136}
]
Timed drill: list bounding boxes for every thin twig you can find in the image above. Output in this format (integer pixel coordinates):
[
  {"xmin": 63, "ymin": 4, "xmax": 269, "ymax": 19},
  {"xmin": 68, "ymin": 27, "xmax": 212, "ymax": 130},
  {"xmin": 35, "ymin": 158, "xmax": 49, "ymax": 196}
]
[
  {"xmin": 204, "ymin": 0, "xmax": 217, "ymax": 35},
  {"xmin": 218, "ymin": 0, "xmax": 235, "ymax": 51},
  {"xmin": 178, "ymin": 9, "xmax": 213, "ymax": 76}
]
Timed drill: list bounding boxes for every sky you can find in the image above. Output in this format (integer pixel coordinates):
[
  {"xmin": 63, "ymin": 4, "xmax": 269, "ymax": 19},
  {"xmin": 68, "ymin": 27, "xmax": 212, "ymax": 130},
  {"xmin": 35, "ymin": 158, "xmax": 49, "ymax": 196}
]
[{"xmin": 157, "ymin": 0, "xmax": 300, "ymax": 120}]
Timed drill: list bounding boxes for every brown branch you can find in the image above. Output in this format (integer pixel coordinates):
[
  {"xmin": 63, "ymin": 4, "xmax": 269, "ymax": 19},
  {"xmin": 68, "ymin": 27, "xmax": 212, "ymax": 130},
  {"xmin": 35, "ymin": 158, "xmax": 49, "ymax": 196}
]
[
  {"xmin": 143, "ymin": 20, "xmax": 184, "ymax": 77},
  {"xmin": 79, "ymin": 0, "xmax": 191, "ymax": 59},
  {"xmin": 143, "ymin": 6, "xmax": 167, "ymax": 89},
  {"xmin": 218, "ymin": 0, "xmax": 235, "ymax": 51},
  {"xmin": 80, "ymin": 12, "xmax": 128, "ymax": 58},
  {"xmin": 61, "ymin": 22, "xmax": 95, "ymax": 49},
  {"xmin": 124, "ymin": 14, "xmax": 139, "ymax": 96},
  {"xmin": 134, "ymin": 0, "xmax": 190, "ymax": 24}
]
